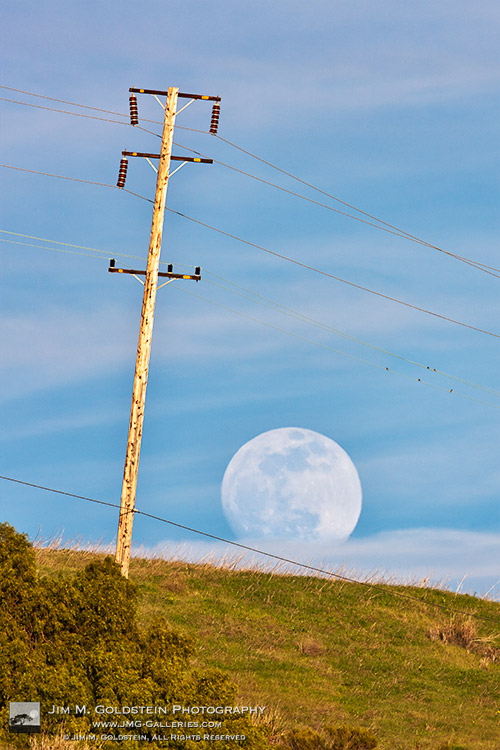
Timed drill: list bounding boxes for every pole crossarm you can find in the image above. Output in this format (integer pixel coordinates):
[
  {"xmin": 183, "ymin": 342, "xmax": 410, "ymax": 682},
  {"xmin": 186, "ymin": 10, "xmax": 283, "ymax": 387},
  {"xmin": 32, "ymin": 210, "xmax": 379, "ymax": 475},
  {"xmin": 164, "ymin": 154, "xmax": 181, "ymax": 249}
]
[
  {"xmin": 129, "ymin": 87, "xmax": 220, "ymax": 102},
  {"xmin": 109, "ymin": 258, "xmax": 201, "ymax": 281},
  {"xmin": 122, "ymin": 150, "xmax": 213, "ymax": 164}
]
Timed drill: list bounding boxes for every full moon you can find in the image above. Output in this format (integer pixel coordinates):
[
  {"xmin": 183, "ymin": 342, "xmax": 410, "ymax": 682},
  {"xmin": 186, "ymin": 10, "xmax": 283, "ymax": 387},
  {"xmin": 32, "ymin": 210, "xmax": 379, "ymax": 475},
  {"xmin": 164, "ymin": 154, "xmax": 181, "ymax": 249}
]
[{"xmin": 221, "ymin": 427, "xmax": 362, "ymax": 542}]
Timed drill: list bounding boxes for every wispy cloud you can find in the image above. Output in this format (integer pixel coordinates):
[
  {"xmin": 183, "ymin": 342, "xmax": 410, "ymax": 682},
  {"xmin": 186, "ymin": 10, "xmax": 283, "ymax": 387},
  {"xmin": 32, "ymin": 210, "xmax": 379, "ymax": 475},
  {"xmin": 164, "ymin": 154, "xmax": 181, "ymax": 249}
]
[
  {"xmin": 0, "ymin": 306, "xmax": 135, "ymax": 399},
  {"xmin": 1, "ymin": 407, "xmax": 123, "ymax": 442}
]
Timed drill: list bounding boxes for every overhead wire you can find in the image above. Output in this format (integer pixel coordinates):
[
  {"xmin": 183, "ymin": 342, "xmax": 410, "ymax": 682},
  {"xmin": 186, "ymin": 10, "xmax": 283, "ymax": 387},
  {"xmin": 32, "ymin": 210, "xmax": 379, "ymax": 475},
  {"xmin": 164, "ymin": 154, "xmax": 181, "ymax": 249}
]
[
  {"xmin": 140, "ymin": 122, "xmax": 500, "ymax": 279},
  {"xmin": 0, "ymin": 237, "xmax": 117, "ymax": 263},
  {"xmin": 0, "ymin": 234, "xmax": 151, "ymax": 266},
  {"xmin": 2, "ymin": 227, "xmax": 500, "ymax": 404},
  {"xmin": 0, "ymin": 84, "xmax": 162, "ymax": 125},
  {"xmin": 0, "ymin": 84, "xmax": 208, "ymax": 133},
  {"xmin": 195, "ymin": 270, "xmax": 500, "ymax": 399},
  {"xmin": 2, "ymin": 85, "xmax": 498, "ymax": 277},
  {"xmin": 0, "ymin": 96, "xmax": 161, "ymax": 140},
  {"xmin": 0, "ymin": 163, "xmax": 154, "ymax": 202},
  {"xmin": 2, "ymin": 156, "xmax": 500, "ymax": 354},
  {"xmin": 214, "ymin": 133, "xmax": 500, "ymax": 268},
  {"xmin": 170, "ymin": 283, "xmax": 500, "ymax": 411},
  {"xmin": 0, "ymin": 243, "xmax": 492, "ymax": 407},
  {"xmin": 1, "ymin": 473, "xmax": 498, "ymax": 623},
  {"xmin": 165, "ymin": 206, "xmax": 500, "ymax": 341},
  {"xmin": 0, "ymin": 162, "xmax": 117, "ymax": 188},
  {"xmin": 0, "ymin": 95, "xmax": 132, "ymax": 127},
  {"xmin": 2, "ymin": 160, "xmax": 499, "ymax": 341},
  {"xmin": 0, "ymin": 229, "xmax": 147, "ymax": 263},
  {"xmin": 2, "ymin": 93, "xmax": 499, "ymax": 612},
  {"xmin": 3, "ymin": 239, "xmax": 500, "ymax": 409},
  {"xmin": 173, "ymin": 139, "xmax": 500, "ymax": 280}
]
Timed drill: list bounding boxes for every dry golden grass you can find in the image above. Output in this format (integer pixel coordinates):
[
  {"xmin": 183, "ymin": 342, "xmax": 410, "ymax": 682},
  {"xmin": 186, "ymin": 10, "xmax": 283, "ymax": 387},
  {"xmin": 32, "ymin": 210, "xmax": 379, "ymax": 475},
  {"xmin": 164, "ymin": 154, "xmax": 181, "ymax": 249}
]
[
  {"xmin": 298, "ymin": 637, "xmax": 325, "ymax": 657},
  {"xmin": 26, "ymin": 540, "xmax": 500, "ymax": 750},
  {"xmin": 28, "ymin": 729, "xmax": 101, "ymax": 750},
  {"xmin": 33, "ymin": 535, "xmax": 488, "ymax": 598},
  {"xmin": 429, "ymin": 615, "xmax": 479, "ymax": 649},
  {"xmin": 429, "ymin": 615, "xmax": 500, "ymax": 665},
  {"xmin": 250, "ymin": 706, "xmax": 288, "ymax": 745}
]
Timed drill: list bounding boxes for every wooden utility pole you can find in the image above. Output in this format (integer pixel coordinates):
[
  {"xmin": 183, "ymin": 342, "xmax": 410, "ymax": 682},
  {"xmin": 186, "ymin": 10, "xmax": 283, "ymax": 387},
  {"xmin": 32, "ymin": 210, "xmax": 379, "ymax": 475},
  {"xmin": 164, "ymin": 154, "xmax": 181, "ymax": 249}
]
[
  {"xmin": 113, "ymin": 85, "xmax": 220, "ymax": 577},
  {"xmin": 115, "ymin": 87, "xmax": 179, "ymax": 577}
]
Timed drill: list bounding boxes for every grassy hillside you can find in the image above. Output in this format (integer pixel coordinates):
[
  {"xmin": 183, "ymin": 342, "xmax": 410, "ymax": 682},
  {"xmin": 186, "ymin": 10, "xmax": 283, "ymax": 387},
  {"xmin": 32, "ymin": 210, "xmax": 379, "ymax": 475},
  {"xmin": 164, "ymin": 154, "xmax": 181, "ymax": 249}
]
[{"xmin": 34, "ymin": 547, "xmax": 500, "ymax": 750}]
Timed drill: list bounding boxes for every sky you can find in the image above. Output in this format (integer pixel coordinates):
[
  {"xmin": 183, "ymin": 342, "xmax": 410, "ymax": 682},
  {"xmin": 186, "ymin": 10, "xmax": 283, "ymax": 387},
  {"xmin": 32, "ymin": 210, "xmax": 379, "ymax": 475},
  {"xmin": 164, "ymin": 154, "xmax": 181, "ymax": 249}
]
[{"xmin": 1, "ymin": 0, "xmax": 499, "ymax": 598}]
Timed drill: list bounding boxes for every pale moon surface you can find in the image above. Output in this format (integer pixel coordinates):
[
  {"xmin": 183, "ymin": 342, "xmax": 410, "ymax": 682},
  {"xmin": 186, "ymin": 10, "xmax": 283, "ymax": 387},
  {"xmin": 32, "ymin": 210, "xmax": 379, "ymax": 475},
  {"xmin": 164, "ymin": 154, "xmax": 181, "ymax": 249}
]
[{"xmin": 221, "ymin": 427, "xmax": 362, "ymax": 542}]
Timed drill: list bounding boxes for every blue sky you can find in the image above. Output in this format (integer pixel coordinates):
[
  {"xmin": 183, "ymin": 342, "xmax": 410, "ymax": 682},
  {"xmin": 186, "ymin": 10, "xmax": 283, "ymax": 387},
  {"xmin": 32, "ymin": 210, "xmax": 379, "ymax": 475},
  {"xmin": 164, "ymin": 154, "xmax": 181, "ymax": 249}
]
[{"xmin": 1, "ymin": 0, "xmax": 499, "ymax": 596}]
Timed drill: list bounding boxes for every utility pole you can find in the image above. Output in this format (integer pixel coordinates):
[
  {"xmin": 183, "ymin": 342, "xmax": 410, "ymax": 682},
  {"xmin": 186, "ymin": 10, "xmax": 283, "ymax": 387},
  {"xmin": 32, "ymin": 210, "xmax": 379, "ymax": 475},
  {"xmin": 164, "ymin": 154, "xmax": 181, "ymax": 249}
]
[{"xmin": 113, "ymin": 86, "xmax": 221, "ymax": 577}]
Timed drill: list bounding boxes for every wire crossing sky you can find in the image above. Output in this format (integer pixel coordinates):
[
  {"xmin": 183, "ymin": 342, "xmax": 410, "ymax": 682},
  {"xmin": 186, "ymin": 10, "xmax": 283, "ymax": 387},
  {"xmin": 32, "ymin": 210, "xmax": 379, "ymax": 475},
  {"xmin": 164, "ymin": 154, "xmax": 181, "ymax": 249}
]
[
  {"xmin": 3, "ymin": 227, "xmax": 500, "ymax": 406},
  {"xmin": 1, "ymin": 473, "xmax": 498, "ymax": 624},
  {"xmin": 1, "ymin": 0, "xmax": 499, "ymax": 599},
  {"xmin": 2, "ymin": 85, "xmax": 498, "ymax": 276},
  {"xmin": 2, "ymin": 161, "xmax": 499, "ymax": 341}
]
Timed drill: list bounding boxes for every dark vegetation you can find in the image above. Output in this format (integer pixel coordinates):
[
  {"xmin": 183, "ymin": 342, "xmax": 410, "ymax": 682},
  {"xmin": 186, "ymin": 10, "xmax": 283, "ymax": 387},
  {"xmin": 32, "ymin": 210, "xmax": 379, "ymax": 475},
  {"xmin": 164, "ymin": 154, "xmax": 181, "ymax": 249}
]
[
  {"xmin": 0, "ymin": 524, "xmax": 264, "ymax": 750},
  {"xmin": 1, "ymin": 525, "xmax": 499, "ymax": 749}
]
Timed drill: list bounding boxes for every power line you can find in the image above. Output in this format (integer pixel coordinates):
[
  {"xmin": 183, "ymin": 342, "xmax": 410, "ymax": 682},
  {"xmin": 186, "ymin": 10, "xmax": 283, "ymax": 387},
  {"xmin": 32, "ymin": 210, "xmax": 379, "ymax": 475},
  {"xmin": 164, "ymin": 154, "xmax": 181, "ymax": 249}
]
[
  {"xmin": 3, "ymin": 86, "xmax": 498, "ymax": 278},
  {"xmin": 1, "ymin": 473, "xmax": 498, "ymax": 623},
  {"xmin": 193, "ymin": 272, "xmax": 500, "ymax": 400},
  {"xmin": 0, "ymin": 95, "xmax": 132, "ymax": 127},
  {"xmin": 4, "ymin": 234, "xmax": 500, "ymax": 409},
  {"xmin": 0, "ymin": 162, "xmax": 117, "ymax": 188},
  {"xmin": 0, "ymin": 84, "xmax": 204, "ymax": 133},
  {"xmin": 0, "ymin": 84, "xmax": 162, "ymax": 125},
  {"xmin": 0, "ymin": 89, "xmax": 200, "ymax": 141},
  {"xmin": 171, "ymin": 284, "xmax": 500, "ymax": 411},
  {"xmin": 0, "ymin": 237, "xmax": 117, "ymax": 263},
  {"xmin": 165, "ymin": 206, "xmax": 500, "ymax": 340},
  {"xmin": 0, "ymin": 229, "xmax": 149, "ymax": 264},
  {"xmin": 2, "ymin": 161, "xmax": 499, "ymax": 340},
  {"xmin": 0, "ymin": 163, "xmax": 153, "ymax": 202},
  {"xmin": 214, "ymin": 132, "xmax": 500, "ymax": 275},
  {"xmin": 3, "ymin": 228, "xmax": 500, "ymax": 404},
  {"xmin": 174, "ymin": 139, "xmax": 500, "ymax": 280},
  {"xmin": 3, "ymin": 89, "xmax": 498, "ymax": 618},
  {"xmin": 0, "ymin": 96, "xmax": 161, "ymax": 141}
]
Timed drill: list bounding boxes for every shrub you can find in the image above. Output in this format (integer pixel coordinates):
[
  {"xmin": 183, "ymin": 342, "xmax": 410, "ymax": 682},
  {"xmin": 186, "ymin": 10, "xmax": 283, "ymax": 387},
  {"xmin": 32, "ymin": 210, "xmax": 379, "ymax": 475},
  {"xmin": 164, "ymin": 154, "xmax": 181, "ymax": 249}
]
[
  {"xmin": 325, "ymin": 725, "xmax": 378, "ymax": 750},
  {"xmin": 0, "ymin": 523, "xmax": 268, "ymax": 749},
  {"xmin": 281, "ymin": 725, "xmax": 377, "ymax": 750},
  {"xmin": 283, "ymin": 726, "xmax": 326, "ymax": 750}
]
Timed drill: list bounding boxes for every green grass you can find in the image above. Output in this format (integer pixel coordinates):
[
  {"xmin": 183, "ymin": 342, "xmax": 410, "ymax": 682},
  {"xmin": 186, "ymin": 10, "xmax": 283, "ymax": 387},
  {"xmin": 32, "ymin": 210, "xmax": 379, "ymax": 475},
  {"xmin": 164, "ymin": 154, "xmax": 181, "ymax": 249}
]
[{"xmin": 33, "ymin": 547, "xmax": 500, "ymax": 750}]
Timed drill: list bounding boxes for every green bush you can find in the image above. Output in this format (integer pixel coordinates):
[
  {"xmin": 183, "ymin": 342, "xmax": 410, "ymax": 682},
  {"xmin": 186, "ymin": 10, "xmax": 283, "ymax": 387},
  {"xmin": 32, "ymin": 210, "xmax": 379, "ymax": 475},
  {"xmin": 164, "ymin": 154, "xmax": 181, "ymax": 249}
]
[
  {"xmin": 325, "ymin": 725, "xmax": 377, "ymax": 750},
  {"xmin": 283, "ymin": 726, "xmax": 326, "ymax": 750},
  {"xmin": 0, "ymin": 523, "xmax": 268, "ymax": 749},
  {"xmin": 281, "ymin": 725, "xmax": 377, "ymax": 750}
]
